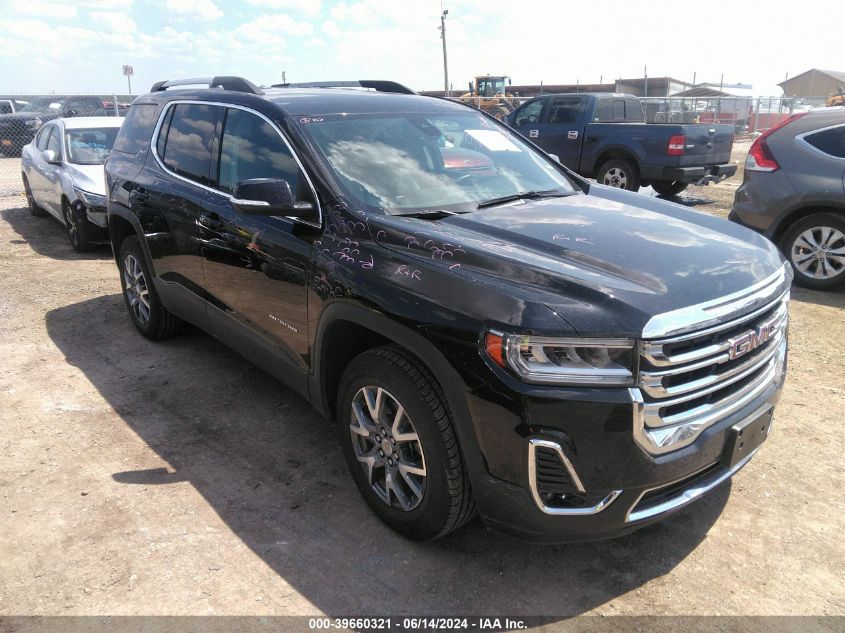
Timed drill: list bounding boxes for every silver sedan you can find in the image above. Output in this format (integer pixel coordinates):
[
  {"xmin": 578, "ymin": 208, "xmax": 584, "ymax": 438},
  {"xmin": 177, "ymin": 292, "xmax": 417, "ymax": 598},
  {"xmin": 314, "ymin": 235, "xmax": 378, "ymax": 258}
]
[{"xmin": 21, "ymin": 117, "xmax": 122, "ymax": 252}]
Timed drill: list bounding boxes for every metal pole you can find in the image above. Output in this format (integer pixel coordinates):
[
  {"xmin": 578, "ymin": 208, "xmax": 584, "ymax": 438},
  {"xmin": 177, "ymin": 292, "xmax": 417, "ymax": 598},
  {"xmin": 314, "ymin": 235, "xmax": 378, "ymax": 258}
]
[
  {"xmin": 113, "ymin": 95, "xmax": 118, "ymax": 116},
  {"xmin": 644, "ymin": 65, "xmax": 648, "ymax": 98},
  {"xmin": 282, "ymin": 71, "xmax": 287, "ymax": 84},
  {"xmin": 127, "ymin": 75, "xmax": 131, "ymax": 94},
  {"xmin": 440, "ymin": 10, "xmax": 449, "ymax": 97}
]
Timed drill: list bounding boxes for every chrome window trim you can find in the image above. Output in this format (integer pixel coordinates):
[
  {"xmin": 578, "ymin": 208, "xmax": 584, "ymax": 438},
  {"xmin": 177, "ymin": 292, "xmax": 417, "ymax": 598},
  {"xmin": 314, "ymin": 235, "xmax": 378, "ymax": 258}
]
[
  {"xmin": 527, "ymin": 438, "xmax": 622, "ymax": 516},
  {"xmin": 641, "ymin": 264, "xmax": 792, "ymax": 340},
  {"xmin": 625, "ymin": 443, "xmax": 762, "ymax": 523},
  {"xmin": 795, "ymin": 121, "xmax": 845, "ymax": 161},
  {"xmin": 149, "ymin": 99, "xmax": 323, "ymax": 228}
]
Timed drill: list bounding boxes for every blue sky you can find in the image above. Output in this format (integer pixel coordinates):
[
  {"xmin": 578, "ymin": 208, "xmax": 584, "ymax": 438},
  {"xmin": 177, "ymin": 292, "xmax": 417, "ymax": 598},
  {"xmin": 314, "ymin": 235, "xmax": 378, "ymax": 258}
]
[{"xmin": 0, "ymin": 0, "xmax": 841, "ymax": 96}]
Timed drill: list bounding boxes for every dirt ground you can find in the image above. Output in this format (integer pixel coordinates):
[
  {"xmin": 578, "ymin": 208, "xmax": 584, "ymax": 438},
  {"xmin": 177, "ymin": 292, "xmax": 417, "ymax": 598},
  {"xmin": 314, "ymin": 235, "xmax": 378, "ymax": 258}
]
[{"xmin": 0, "ymin": 143, "xmax": 843, "ymax": 621}]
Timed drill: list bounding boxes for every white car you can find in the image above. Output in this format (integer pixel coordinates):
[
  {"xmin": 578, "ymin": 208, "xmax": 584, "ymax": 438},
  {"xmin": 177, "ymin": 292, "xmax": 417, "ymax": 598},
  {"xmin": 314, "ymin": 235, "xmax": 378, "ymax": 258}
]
[{"xmin": 21, "ymin": 117, "xmax": 122, "ymax": 251}]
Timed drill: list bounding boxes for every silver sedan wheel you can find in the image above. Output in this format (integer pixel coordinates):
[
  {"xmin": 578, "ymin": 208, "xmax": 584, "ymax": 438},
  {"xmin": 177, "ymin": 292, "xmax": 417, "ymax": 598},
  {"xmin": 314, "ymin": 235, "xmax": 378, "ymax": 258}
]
[
  {"xmin": 603, "ymin": 167, "xmax": 628, "ymax": 189},
  {"xmin": 791, "ymin": 226, "xmax": 845, "ymax": 280},
  {"xmin": 350, "ymin": 385, "xmax": 427, "ymax": 511},
  {"xmin": 64, "ymin": 204, "xmax": 79, "ymax": 245},
  {"xmin": 123, "ymin": 254, "xmax": 151, "ymax": 324}
]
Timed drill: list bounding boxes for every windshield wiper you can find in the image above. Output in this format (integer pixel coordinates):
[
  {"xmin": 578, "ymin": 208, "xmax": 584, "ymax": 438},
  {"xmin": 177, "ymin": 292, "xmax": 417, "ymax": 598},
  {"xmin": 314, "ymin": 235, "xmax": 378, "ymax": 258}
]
[{"xmin": 476, "ymin": 190, "xmax": 571, "ymax": 209}]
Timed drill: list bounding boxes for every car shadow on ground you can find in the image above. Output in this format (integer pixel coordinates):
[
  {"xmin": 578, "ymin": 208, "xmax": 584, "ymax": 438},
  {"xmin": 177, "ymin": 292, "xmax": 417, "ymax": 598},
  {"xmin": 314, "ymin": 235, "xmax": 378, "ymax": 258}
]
[
  {"xmin": 45, "ymin": 293, "xmax": 730, "ymax": 617},
  {"xmin": 791, "ymin": 285, "xmax": 845, "ymax": 309},
  {"xmin": 1, "ymin": 204, "xmax": 111, "ymax": 260}
]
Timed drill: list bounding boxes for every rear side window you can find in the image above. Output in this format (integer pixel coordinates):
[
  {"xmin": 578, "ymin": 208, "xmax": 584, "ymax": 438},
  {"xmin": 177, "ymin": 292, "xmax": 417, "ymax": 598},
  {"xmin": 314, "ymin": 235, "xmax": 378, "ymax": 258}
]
[
  {"xmin": 158, "ymin": 103, "xmax": 218, "ymax": 185},
  {"xmin": 594, "ymin": 98, "xmax": 613, "ymax": 122},
  {"xmin": 625, "ymin": 99, "xmax": 644, "ymax": 122},
  {"xmin": 112, "ymin": 103, "xmax": 159, "ymax": 154},
  {"xmin": 803, "ymin": 125, "xmax": 845, "ymax": 159},
  {"xmin": 0, "ymin": 102, "xmax": 11, "ymax": 114},
  {"xmin": 547, "ymin": 98, "xmax": 582, "ymax": 124},
  {"xmin": 217, "ymin": 108, "xmax": 303, "ymax": 197},
  {"xmin": 613, "ymin": 100, "xmax": 625, "ymax": 121}
]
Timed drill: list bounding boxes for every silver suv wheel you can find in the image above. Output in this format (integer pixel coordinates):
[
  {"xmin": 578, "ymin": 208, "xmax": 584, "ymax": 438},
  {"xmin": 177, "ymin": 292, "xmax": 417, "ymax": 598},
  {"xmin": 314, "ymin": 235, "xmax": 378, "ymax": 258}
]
[
  {"xmin": 350, "ymin": 385, "xmax": 427, "ymax": 511},
  {"xmin": 790, "ymin": 226, "xmax": 845, "ymax": 280},
  {"xmin": 123, "ymin": 253, "xmax": 151, "ymax": 325}
]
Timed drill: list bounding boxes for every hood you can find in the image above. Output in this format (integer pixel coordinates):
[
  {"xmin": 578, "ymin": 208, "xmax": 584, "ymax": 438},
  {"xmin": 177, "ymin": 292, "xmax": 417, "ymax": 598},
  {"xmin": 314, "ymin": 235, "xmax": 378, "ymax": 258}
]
[
  {"xmin": 67, "ymin": 163, "xmax": 107, "ymax": 196},
  {"xmin": 0, "ymin": 112, "xmax": 58, "ymax": 125},
  {"xmin": 369, "ymin": 187, "xmax": 785, "ymax": 336}
]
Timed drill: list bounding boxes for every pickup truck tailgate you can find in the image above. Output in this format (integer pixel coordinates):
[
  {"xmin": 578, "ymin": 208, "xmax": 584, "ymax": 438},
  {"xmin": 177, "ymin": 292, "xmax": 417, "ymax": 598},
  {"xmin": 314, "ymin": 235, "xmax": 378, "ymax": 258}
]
[{"xmin": 679, "ymin": 124, "xmax": 734, "ymax": 166}]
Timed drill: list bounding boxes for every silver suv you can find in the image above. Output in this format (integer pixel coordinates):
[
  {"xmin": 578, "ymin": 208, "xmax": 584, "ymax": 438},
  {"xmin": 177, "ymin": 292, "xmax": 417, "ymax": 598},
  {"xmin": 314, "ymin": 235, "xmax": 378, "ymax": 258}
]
[{"xmin": 731, "ymin": 107, "xmax": 845, "ymax": 290}]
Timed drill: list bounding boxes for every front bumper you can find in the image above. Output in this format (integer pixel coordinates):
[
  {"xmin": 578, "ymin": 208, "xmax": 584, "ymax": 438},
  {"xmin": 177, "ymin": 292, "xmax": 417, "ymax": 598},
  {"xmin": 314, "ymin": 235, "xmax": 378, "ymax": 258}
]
[{"xmin": 663, "ymin": 163, "xmax": 737, "ymax": 184}]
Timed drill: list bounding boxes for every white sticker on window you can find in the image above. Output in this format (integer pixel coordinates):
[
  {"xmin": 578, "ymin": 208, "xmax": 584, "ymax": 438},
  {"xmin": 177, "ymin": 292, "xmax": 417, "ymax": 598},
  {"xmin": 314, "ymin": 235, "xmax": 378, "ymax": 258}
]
[{"xmin": 465, "ymin": 129, "xmax": 522, "ymax": 152}]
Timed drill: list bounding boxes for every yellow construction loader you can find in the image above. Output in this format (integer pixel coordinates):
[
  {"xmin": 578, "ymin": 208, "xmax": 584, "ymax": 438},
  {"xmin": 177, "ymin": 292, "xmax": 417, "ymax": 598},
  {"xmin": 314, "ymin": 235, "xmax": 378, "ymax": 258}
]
[{"xmin": 459, "ymin": 75, "xmax": 521, "ymax": 119}]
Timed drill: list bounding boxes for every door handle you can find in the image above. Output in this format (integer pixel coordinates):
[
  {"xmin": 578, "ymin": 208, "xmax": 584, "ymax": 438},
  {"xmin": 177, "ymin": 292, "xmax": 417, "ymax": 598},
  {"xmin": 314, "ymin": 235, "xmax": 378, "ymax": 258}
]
[{"xmin": 131, "ymin": 188, "xmax": 149, "ymax": 204}]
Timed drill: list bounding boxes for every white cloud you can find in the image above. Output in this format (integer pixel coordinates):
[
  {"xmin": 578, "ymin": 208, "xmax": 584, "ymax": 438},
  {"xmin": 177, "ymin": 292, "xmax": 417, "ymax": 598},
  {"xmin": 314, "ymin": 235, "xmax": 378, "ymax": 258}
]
[
  {"xmin": 80, "ymin": 0, "xmax": 135, "ymax": 7},
  {"xmin": 322, "ymin": 20, "xmax": 341, "ymax": 36},
  {"xmin": 90, "ymin": 11, "xmax": 137, "ymax": 33},
  {"xmin": 245, "ymin": 0, "xmax": 322, "ymax": 17},
  {"xmin": 235, "ymin": 14, "xmax": 311, "ymax": 51},
  {"xmin": 165, "ymin": 0, "xmax": 223, "ymax": 20},
  {"xmin": 8, "ymin": 0, "xmax": 77, "ymax": 19}
]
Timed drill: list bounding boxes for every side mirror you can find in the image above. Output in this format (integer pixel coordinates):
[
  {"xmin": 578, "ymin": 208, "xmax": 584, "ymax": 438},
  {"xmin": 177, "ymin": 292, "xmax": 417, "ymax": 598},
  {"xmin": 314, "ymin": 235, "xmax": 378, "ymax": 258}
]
[
  {"xmin": 548, "ymin": 153, "xmax": 561, "ymax": 164},
  {"xmin": 42, "ymin": 149, "xmax": 60, "ymax": 164},
  {"xmin": 231, "ymin": 178, "xmax": 319, "ymax": 221}
]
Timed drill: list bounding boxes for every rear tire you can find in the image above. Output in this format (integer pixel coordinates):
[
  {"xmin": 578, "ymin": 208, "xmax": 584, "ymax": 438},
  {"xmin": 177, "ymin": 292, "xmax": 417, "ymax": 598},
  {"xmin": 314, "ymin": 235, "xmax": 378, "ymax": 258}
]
[
  {"xmin": 337, "ymin": 346, "xmax": 476, "ymax": 540},
  {"xmin": 651, "ymin": 180, "xmax": 689, "ymax": 197},
  {"xmin": 22, "ymin": 175, "xmax": 46, "ymax": 217},
  {"xmin": 118, "ymin": 236, "xmax": 184, "ymax": 339},
  {"xmin": 780, "ymin": 212, "xmax": 845, "ymax": 290},
  {"xmin": 596, "ymin": 158, "xmax": 641, "ymax": 191}
]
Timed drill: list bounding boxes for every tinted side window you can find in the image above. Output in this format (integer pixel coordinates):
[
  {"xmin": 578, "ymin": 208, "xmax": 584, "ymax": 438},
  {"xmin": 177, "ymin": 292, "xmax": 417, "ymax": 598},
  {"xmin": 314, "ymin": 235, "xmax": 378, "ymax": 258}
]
[
  {"xmin": 36, "ymin": 126, "xmax": 53, "ymax": 150},
  {"xmin": 113, "ymin": 103, "xmax": 159, "ymax": 154},
  {"xmin": 804, "ymin": 125, "xmax": 845, "ymax": 159},
  {"xmin": 514, "ymin": 100, "xmax": 544, "ymax": 126},
  {"xmin": 160, "ymin": 104, "xmax": 218, "ymax": 185},
  {"xmin": 625, "ymin": 99, "xmax": 644, "ymax": 122},
  {"xmin": 217, "ymin": 108, "xmax": 304, "ymax": 197},
  {"xmin": 594, "ymin": 98, "xmax": 613, "ymax": 122},
  {"xmin": 547, "ymin": 98, "xmax": 582, "ymax": 124},
  {"xmin": 0, "ymin": 102, "xmax": 11, "ymax": 114}
]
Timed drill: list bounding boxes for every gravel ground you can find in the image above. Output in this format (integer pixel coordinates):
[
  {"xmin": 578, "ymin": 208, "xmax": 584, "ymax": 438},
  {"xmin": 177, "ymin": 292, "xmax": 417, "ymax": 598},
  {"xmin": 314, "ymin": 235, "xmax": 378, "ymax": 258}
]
[{"xmin": 0, "ymin": 143, "xmax": 843, "ymax": 621}]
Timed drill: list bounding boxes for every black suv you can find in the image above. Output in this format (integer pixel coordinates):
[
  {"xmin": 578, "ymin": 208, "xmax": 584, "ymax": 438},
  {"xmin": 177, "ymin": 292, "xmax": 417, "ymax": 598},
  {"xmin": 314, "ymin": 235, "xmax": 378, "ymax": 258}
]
[{"xmin": 105, "ymin": 77, "xmax": 791, "ymax": 542}]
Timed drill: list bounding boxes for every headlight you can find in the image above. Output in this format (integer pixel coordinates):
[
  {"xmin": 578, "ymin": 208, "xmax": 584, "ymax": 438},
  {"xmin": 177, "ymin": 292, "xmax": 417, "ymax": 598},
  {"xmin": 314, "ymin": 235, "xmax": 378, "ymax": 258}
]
[
  {"xmin": 485, "ymin": 331, "xmax": 635, "ymax": 386},
  {"xmin": 74, "ymin": 187, "xmax": 107, "ymax": 208},
  {"xmin": 26, "ymin": 117, "xmax": 43, "ymax": 129}
]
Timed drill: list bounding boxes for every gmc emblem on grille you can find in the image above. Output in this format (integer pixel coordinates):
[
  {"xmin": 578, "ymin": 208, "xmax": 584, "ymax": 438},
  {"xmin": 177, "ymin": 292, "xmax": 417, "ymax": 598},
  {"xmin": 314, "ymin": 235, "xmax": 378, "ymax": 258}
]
[{"xmin": 728, "ymin": 317, "xmax": 780, "ymax": 360}]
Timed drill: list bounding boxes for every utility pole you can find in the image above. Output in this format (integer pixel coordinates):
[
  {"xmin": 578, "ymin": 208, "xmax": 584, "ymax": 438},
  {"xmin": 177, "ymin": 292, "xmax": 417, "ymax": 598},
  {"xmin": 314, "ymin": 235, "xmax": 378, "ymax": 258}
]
[
  {"xmin": 440, "ymin": 10, "xmax": 449, "ymax": 97},
  {"xmin": 644, "ymin": 65, "xmax": 648, "ymax": 98}
]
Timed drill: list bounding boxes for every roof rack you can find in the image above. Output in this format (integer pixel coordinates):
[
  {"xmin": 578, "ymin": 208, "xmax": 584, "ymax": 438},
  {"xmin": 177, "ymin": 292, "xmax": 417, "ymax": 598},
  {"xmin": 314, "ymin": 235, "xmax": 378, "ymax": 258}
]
[
  {"xmin": 150, "ymin": 76, "xmax": 264, "ymax": 95},
  {"xmin": 271, "ymin": 80, "xmax": 415, "ymax": 95}
]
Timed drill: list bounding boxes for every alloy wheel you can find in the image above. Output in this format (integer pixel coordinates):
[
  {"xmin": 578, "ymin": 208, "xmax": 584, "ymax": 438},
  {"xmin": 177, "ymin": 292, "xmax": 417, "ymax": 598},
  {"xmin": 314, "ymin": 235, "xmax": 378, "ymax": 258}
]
[
  {"xmin": 123, "ymin": 254, "xmax": 151, "ymax": 324},
  {"xmin": 349, "ymin": 385, "xmax": 427, "ymax": 511},
  {"xmin": 791, "ymin": 226, "xmax": 845, "ymax": 280},
  {"xmin": 603, "ymin": 167, "xmax": 627, "ymax": 189},
  {"xmin": 64, "ymin": 204, "xmax": 80, "ymax": 247}
]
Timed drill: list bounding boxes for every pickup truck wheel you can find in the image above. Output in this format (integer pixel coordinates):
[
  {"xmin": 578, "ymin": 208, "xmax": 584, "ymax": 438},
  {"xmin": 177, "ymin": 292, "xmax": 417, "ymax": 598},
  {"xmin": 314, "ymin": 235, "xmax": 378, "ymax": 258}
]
[
  {"xmin": 118, "ymin": 236, "xmax": 184, "ymax": 339},
  {"xmin": 651, "ymin": 180, "xmax": 689, "ymax": 197},
  {"xmin": 781, "ymin": 213, "xmax": 845, "ymax": 290},
  {"xmin": 597, "ymin": 159, "xmax": 640, "ymax": 191},
  {"xmin": 22, "ymin": 175, "xmax": 46, "ymax": 217},
  {"xmin": 338, "ymin": 346, "xmax": 476, "ymax": 540}
]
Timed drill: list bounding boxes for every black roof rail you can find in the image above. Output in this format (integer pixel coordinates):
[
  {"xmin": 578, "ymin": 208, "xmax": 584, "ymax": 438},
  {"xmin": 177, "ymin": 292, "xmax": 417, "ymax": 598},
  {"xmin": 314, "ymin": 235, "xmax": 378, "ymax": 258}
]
[
  {"xmin": 150, "ymin": 76, "xmax": 264, "ymax": 95},
  {"xmin": 271, "ymin": 80, "xmax": 415, "ymax": 95}
]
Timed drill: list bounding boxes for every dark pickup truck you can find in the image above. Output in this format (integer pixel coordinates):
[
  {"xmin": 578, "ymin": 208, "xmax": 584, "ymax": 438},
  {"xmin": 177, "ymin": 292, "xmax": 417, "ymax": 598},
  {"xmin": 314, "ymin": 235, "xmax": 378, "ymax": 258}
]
[{"xmin": 505, "ymin": 93, "xmax": 737, "ymax": 196}]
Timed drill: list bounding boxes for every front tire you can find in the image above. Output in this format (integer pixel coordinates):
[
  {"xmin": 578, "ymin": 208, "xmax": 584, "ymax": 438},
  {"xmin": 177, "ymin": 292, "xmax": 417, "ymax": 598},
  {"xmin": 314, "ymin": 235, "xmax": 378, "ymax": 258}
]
[
  {"xmin": 337, "ymin": 346, "xmax": 475, "ymax": 540},
  {"xmin": 651, "ymin": 180, "xmax": 689, "ymax": 197},
  {"xmin": 781, "ymin": 212, "xmax": 845, "ymax": 290},
  {"xmin": 118, "ymin": 236, "xmax": 184, "ymax": 339},
  {"xmin": 597, "ymin": 158, "xmax": 641, "ymax": 191},
  {"xmin": 63, "ymin": 200, "xmax": 92, "ymax": 252}
]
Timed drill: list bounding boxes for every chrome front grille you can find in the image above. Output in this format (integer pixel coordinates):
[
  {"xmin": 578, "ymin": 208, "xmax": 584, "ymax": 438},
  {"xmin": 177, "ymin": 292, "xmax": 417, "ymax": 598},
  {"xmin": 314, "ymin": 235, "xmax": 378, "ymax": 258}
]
[{"xmin": 634, "ymin": 289, "xmax": 789, "ymax": 455}]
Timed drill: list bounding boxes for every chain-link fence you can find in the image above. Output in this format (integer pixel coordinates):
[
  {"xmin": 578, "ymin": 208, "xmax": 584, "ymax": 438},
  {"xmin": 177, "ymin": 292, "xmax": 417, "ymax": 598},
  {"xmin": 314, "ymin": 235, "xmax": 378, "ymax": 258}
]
[{"xmin": 0, "ymin": 94, "xmax": 132, "ymax": 198}]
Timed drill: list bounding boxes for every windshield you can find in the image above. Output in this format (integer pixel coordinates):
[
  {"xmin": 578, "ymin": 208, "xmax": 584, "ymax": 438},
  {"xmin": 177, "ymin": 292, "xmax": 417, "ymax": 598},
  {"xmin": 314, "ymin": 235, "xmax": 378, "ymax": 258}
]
[
  {"xmin": 298, "ymin": 111, "xmax": 576, "ymax": 214},
  {"xmin": 477, "ymin": 77, "xmax": 506, "ymax": 97},
  {"xmin": 18, "ymin": 97, "xmax": 67, "ymax": 114},
  {"xmin": 65, "ymin": 127, "xmax": 119, "ymax": 164}
]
